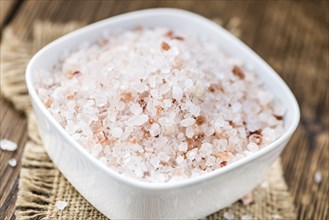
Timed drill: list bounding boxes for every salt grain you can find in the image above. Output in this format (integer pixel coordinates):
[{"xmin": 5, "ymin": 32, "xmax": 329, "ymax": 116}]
[
  {"xmin": 314, "ymin": 171, "xmax": 322, "ymax": 184},
  {"xmin": 55, "ymin": 200, "xmax": 68, "ymax": 210},
  {"xmin": 178, "ymin": 142, "xmax": 188, "ymax": 152},
  {"xmin": 111, "ymin": 127, "xmax": 123, "ymax": 138},
  {"xmin": 223, "ymin": 211, "xmax": 235, "ymax": 220},
  {"xmin": 8, "ymin": 158, "xmax": 17, "ymax": 167},
  {"xmin": 180, "ymin": 118, "xmax": 196, "ymax": 127},
  {"xmin": 0, "ymin": 139, "xmax": 17, "ymax": 151},
  {"xmin": 36, "ymin": 27, "xmax": 284, "ymax": 182},
  {"xmin": 241, "ymin": 192, "xmax": 253, "ymax": 205}
]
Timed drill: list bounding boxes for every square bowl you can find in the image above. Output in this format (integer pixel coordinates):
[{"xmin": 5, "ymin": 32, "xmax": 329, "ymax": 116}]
[{"xmin": 26, "ymin": 8, "xmax": 300, "ymax": 219}]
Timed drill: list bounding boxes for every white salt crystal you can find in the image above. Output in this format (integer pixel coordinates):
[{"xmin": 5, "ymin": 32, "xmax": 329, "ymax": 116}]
[
  {"xmin": 172, "ymin": 85, "xmax": 183, "ymax": 101},
  {"xmin": 232, "ymin": 101, "xmax": 241, "ymax": 112},
  {"xmin": 186, "ymin": 126, "xmax": 195, "ymax": 138},
  {"xmin": 314, "ymin": 171, "xmax": 322, "ymax": 184},
  {"xmin": 8, "ymin": 158, "xmax": 17, "ymax": 167},
  {"xmin": 176, "ymin": 156, "xmax": 185, "ymax": 165},
  {"xmin": 55, "ymin": 200, "xmax": 68, "ymax": 210},
  {"xmin": 205, "ymin": 156, "xmax": 216, "ymax": 166},
  {"xmin": 130, "ymin": 104, "xmax": 142, "ymax": 115},
  {"xmin": 184, "ymin": 79, "xmax": 194, "ymax": 89},
  {"xmin": 111, "ymin": 127, "xmax": 123, "ymax": 138},
  {"xmin": 150, "ymin": 157, "xmax": 160, "ymax": 168},
  {"xmin": 200, "ymin": 143, "xmax": 213, "ymax": 158},
  {"xmin": 178, "ymin": 142, "xmax": 188, "ymax": 152},
  {"xmin": 126, "ymin": 114, "xmax": 149, "ymax": 126},
  {"xmin": 241, "ymin": 214, "xmax": 252, "ymax": 220},
  {"xmin": 180, "ymin": 118, "xmax": 196, "ymax": 127},
  {"xmin": 247, "ymin": 142, "xmax": 259, "ymax": 153},
  {"xmin": 260, "ymin": 181, "xmax": 269, "ymax": 188},
  {"xmin": 187, "ymin": 149, "xmax": 197, "ymax": 160},
  {"xmin": 223, "ymin": 211, "xmax": 234, "ymax": 220},
  {"xmin": 149, "ymin": 123, "xmax": 161, "ymax": 137},
  {"xmin": 0, "ymin": 139, "xmax": 17, "ymax": 151},
  {"xmin": 158, "ymin": 152, "xmax": 170, "ymax": 162}
]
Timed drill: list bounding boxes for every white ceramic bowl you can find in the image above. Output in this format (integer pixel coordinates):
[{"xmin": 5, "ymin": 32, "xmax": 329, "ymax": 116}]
[{"xmin": 26, "ymin": 8, "xmax": 300, "ymax": 219}]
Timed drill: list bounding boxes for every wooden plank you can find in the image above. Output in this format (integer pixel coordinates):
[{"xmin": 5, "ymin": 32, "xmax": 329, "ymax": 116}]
[
  {"xmin": 0, "ymin": 98, "xmax": 28, "ymax": 220},
  {"xmin": 0, "ymin": 0, "xmax": 16, "ymax": 28},
  {"xmin": 0, "ymin": 0, "xmax": 328, "ymax": 219}
]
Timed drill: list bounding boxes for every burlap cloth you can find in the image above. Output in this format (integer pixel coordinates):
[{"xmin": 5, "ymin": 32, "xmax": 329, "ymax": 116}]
[{"xmin": 0, "ymin": 21, "xmax": 296, "ymax": 220}]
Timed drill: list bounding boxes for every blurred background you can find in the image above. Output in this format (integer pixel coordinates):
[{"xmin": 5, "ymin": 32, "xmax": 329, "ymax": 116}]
[{"xmin": 1, "ymin": 1, "xmax": 328, "ymax": 219}]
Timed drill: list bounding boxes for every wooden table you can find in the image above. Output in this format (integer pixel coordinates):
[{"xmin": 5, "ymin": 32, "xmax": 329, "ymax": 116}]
[{"xmin": 1, "ymin": 1, "xmax": 328, "ymax": 219}]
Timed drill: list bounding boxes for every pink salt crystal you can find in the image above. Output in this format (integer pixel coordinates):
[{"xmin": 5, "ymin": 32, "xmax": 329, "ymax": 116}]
[{"xmin": 241, "ymin": 192, "xmax": 254, "ymax": 205}]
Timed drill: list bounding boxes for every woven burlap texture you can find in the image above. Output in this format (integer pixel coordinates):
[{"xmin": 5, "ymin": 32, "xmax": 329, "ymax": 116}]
[{"xmin": 0, "ymin": 21, "xmax": 296, "ymax": 220}]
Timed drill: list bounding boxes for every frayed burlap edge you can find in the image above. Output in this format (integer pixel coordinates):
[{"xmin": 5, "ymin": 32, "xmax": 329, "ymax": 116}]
[{"xmin": 0, "ymin": 20, "xmax": 296, "ymax": 220}]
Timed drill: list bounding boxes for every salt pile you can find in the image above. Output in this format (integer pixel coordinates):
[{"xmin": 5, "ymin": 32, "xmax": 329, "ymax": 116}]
[{"xmin": 36, "ymin": 27, "xmax": 285, "ymax": 182}]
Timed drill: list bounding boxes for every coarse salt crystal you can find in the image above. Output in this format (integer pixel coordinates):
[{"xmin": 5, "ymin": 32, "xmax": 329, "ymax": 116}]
[
  {"xmin": 0, "ymin": 139, "xmax": 17, "ymax": 151},
  {"xmin": 150, "ymin": 157, "xmax": 160, "ymax": 168},
  {"xmin": 178, "ymin": 142, "xmax": 188, "ymax": 152},
  {"xmin": 149, "ymin": 123, "xmax": 161, "ymax": 137},
  {"xmin": 111, "ymin": 127, "xmax": 123, "ymax": 138},
  {"xmin": 247, "ymin": 142, "xmax": 259, "ymax": 153},
  {"xmin": 314, "ymin": 171, "xmax": 322, "ymax": 184},
  {"xmin": 241, "ymin": 192, "xmax": 253, "ymax": 205},
  {"xmin": 130, "ymin": 104, "xmax": 142, "ymax": 115},
  {"xmin": 187, "ymin": 149, "xmax": 197, "ymax": 160},
  {"xmin": 172, "ymin": 85, "xmax": 183, "ymax": 101},
  {"xmin": 223, "ymin": 211, "xmax": 235, "ymax": 220},
  {"xmin": 55, "ymin": 200, "xmax": 68, "ymax": 210},
  {"xmin": 200, "ymin": 143, "xmax": 213, "ymax": 158},
  {"xmin": 8, "ymin": 158, "xmax": 17, "ymax": 167},
  {"xmin": 180, "ymin": 118, "xmax": 196, "ymax": 127},
  {"xmin": 260, "ymin": 181, "xmax": 269, "ymax": 188},
  {"xmin": 176, "ymin": 155, "xmax": 185, "ymax": 165}
]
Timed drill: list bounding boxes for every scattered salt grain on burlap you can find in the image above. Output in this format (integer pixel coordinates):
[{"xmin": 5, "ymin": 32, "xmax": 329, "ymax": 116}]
[
  {"xmin": 314, "ymin": 171, "xmax": 322, "ymax": 184},
  {"xmin": 260, "ymin": 181, "xmax": 269, "ymax": 188},
  {"xmin": 55, "ymin": 200, "xmax": 68, "ymax": 210},
  {"xmin": 36, "ymin": 27, "xmax": 285, "ymax": 182},
  {"xmin": 8, "ymin": 158, "xmax": 17, "ymax": 167},
  {"xmin": 241, "ymin": 192, "xmax": 254, "ymax": 205},
  {"xmin": 0, "ymin": 139, "xmax": 17, "ymax": 151},
  {"xmin": 223, "ymin": 211, "xmax": 235, "ymax": 220}
]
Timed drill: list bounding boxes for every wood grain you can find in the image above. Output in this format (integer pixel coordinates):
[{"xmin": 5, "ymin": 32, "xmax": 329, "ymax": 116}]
[
  {"xmin": 0, "ymin": 1, "xmax": 328, "ymax": 219},
  {"xmin": 0, "ymin": 0, "xmax": 16, "ymax": 28}
]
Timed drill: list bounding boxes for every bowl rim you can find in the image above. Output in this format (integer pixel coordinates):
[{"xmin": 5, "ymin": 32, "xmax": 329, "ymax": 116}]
[{"xmin": 26, "ymin": 8, "xmax": 300, "ymax": 190}]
